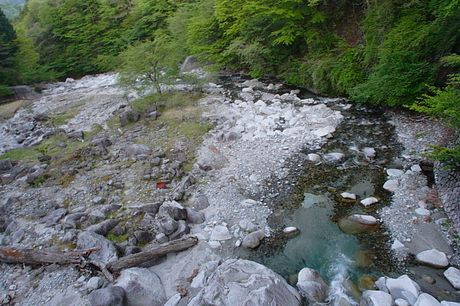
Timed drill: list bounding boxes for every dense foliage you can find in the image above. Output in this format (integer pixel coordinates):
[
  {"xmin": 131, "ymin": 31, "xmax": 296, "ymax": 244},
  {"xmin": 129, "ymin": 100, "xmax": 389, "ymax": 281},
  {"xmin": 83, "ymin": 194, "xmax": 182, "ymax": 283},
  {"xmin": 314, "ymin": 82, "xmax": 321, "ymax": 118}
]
[
  {"xmin": 1, "ymin": 0, "xmax": 459, "ymax": 107},
  {"xmin": 0, "ymin": 7, "xmax": 17, "ymax": 93},
  {"xmin": 0, "ymin": 0, "xmax": 458, "ymax": 165}
]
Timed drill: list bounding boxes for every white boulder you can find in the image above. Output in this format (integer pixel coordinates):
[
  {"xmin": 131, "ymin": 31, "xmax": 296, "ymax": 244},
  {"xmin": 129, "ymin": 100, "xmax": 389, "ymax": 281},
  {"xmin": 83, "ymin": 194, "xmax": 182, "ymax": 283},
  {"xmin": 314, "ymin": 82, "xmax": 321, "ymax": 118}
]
[
  {"xmin": 444, "ymin": 267, "xmax": 460, "ymax": 289},
  {"xmin": 210, "ymin": 225, "xmax": 232, "ymax": 241},
  {"xmin": 383, "ymin": 179, "xmax": 399, "ymax": 192},
  {"xmin": 414, "ymin": 293, "xmax": 441, "ymax": 306},
  {"xmin": 360, "ymin": 197, "xmax": 379, "ymax": 207},
  {"xmin": 341, "ymin": 192, "xmax": 357, "ymax": 200},
  {"xmin": 386, "ymin": 275, "xmax": 420, "ymax": 305},
  {"xmin": 296, "ymin": 268, "xmax": 329, "ymax": 303},
  {"xmin": 387, "ymin": 169, "xmax": 404, "ymax": 177},
  {"xmin": 415, "ymin": 249, "xmax": 449, "ymax": 268},
  {"xmin": 360, "ymin": 290, "xmax": 394, "ymax": 306}
]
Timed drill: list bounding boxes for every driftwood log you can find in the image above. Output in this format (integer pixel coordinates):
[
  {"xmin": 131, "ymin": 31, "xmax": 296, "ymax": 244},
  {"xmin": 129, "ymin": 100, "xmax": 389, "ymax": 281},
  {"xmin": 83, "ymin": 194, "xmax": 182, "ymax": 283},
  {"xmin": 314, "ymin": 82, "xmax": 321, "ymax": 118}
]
[
  {"xmin": 106, "ymin": 235, "xmax": 198, "ymax": 272},
  {"xmin": 0, "ymin": 247, "xmax": 99, "ymax": 265},
  {"xmin": 0, "ymin": 236, "xmax": 199, "ymax": 278}
]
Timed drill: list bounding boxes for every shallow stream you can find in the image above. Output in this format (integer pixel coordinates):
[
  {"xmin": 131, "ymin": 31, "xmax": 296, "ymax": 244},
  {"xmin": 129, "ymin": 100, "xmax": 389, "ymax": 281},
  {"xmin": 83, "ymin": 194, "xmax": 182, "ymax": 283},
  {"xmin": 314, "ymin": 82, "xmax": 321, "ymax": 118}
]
[{"xmin": 220, "ymin": 75, "xmax": 406, "ymax": 304}]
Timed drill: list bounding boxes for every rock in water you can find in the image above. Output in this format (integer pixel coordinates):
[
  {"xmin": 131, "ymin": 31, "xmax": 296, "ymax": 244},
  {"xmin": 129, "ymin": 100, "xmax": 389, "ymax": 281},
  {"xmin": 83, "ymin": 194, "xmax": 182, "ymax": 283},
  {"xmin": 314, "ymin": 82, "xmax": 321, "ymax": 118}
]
[
  {"xmin": 360, "ymin": 290, "xmax": 394, "ymax": 306},
  {"xmin": 414, "ymin": 293, "xmax": 441, "ymax": 306},
  {"xmin": 188, "ymin": 259, "xmax": 302, "ymax": 306},
  {"xmin": 360, "ymin": 197, "xmax": 379, "ymax": 207},
  {"xmin": 338, "ymin": 213, "xmax": 379, "ymax": 235},
  {"xmin": 444, "ymin": 267, "xmax": 460, "ymax": 289},
  {"xmin": 386, "ymin": 275, "xmax": 420, "ymax": 305},
  {"xmin": 296, "ymin": 267, "xmax": 329, "ymax": 303}
]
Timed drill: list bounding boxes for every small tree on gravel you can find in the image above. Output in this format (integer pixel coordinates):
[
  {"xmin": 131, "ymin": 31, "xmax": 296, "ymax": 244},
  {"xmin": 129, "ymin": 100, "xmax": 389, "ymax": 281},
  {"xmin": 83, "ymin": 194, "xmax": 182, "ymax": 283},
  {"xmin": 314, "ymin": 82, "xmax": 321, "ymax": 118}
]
[{"xmin": 117, "ymin": 33, "xmax": 181, "ymax": 95}]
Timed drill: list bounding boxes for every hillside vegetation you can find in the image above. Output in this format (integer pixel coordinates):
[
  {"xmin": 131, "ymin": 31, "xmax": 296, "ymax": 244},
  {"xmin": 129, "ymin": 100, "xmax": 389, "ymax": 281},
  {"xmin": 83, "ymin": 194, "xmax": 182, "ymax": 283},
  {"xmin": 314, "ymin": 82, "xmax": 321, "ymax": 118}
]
[
  {"xmin": 0, "ymin": 0, "xmax": 459, "ymax": 154},
  {"xmin": 0, "ymin": 0, "xmax": 458, "ymax": 103}
]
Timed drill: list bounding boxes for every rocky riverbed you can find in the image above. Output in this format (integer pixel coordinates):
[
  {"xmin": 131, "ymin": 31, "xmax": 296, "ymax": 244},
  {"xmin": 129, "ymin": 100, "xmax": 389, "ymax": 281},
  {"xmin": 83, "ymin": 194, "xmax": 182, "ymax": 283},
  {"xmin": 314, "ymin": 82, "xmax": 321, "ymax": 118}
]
[{"xmin": 0, "ymin": 72, "xmax": 459, "ymax": 306}]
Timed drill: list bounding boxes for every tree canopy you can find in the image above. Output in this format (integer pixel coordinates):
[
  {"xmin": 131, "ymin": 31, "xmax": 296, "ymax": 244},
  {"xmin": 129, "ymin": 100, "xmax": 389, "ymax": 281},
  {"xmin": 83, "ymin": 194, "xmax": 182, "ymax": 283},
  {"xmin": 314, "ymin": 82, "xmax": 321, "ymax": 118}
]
[{"xmin": 0, "ymin": 0, "xmax": 457, "ymax": 109}]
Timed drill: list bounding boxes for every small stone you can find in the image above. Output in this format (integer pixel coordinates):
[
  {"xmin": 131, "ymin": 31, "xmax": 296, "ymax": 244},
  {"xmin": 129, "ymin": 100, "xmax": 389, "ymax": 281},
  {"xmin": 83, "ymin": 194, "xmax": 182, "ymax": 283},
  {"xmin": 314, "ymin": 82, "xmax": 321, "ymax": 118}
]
[
  {"xmin": 156, "ymin": 233, "xmax": 168, "ymax": 244},
  {"xmin": 422, "ymin": 275, "xmax": 436, "ymax": 285},
  {"xmin": 283, "ymin": 227, "xmax": 300, "ymax": 238},
  {"xmin": 415, "ymin": 208, "xmax": 431, "ymax": 216},
  {"xmin": 391, "ymin": 239, "xmax": 406, "ymax": 250},
  {"xmin": 242, "ymin": 230, "xmax": 265, "ymax": 249},
  {"xmin": 208, "ymin": 241, "xmax": 221, "ymax": 248},
  {"xmin": 362, "ymin": 147, "xmax": 376, "ymax": 161},
  {"xmin": 383, "ymin": 179, "xmax": 399, "ymax": 192},
  {"xmin": 87, "ymin": 277, "xmax": 104, "ymax": 290},
  {"xmin": 308, "ymin": 154, "xmax": 321, "ymax": 162},
  {"xmin": 387, "ymin": 169, "xmax": 404, "ymax": 177},
  {"xmin": 239, "ymin": 219, "xmax": 257, "ymax": 232},
  {"xmin": 93, "ymin": 197, "xmax": 105, "ymax": 204},
  {"xmin": 210, "ymin": 225, "xmax": 232, "ymax": 241},
  {"xmin": 340, "ymin": 192, "xmax": 357, "ymax": 200},
  {"xmin": 360, "ymin": 197, "xmax": 379, "ymax": 207}
]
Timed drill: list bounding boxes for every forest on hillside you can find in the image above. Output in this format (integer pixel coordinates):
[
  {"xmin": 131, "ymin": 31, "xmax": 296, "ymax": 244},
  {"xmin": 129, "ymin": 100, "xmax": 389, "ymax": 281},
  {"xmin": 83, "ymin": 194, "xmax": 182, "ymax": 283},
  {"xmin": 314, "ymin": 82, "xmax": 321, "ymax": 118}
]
[
  {"xmin": 1, "ymin": 0, "xmax": 459, "ymax": 165},
  {"xmin": 0, "ymin": 0, "xmax": 458, "ymax": 104},
  {"xmin": 0, "ymin": 0, "xmax": 460, "ymax": 133}
]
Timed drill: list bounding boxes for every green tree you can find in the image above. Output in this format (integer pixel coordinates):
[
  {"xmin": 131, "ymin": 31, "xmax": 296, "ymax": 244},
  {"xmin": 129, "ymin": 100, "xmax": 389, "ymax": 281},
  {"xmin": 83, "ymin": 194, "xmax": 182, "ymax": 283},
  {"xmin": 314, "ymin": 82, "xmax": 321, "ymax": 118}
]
[
  {"xmin": 117, "ymin": 34, "xmax": 181, "ymax": 95},
  {"xmin": 0, "ymin": 8, "xmax": 18, "ymax": 89}
]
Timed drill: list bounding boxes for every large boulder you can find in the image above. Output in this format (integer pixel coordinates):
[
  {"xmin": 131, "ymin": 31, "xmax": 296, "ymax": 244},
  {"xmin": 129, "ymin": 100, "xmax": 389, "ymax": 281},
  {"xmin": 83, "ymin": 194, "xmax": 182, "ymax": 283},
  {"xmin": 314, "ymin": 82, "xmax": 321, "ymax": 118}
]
[
  {"xmin": 385, "ymin": 275, "xmax": 420, "ymax": 305},
  {"xmin": 414, "ymin": 293, "xmax": 441, "ymax": 306},
  {"xmin": 444, "ymin": 267, "xmax": 460, "ymax": 289},
  {"xmin": 360, "ymin": 290, "xmax": 394, "ymax": 306},
  {"xmin": 76, "ymin": 231, "xmax": 118, "ymax": 264},
  {"xmin": 86, "ymin": 219, "xmax": 118, "ymax": 236},
  {"xmin": 123, "ymin": 144, "xmax": 151, "ymax": 155},
  {"xmin": 415, "ymin": 249, "xmax": 449, "ymax": 268},
  {"xmin": 88, "ymin": 286, "xmax": 125, "ymax": 306},
  {"xmin": 188, "ymin": 259, "xmax": 302, "ymax": 306},
  {"xmin": 0, "ymin": 159, "xmax": 13, "ymax": 174},
  {"xmin": 158, "ymin": 201, "xmax": 187, "ymax": 221},
  {"xmin": 338, "ymin": 213, "xmax": 380, "ymax": 235},
  {"xmin": 115, "ymin": 267, "xmax": 166, "ymax": 306},
  {"xmin": 296, "ymin": 267, "xmax": 329, "ymax": 303}
]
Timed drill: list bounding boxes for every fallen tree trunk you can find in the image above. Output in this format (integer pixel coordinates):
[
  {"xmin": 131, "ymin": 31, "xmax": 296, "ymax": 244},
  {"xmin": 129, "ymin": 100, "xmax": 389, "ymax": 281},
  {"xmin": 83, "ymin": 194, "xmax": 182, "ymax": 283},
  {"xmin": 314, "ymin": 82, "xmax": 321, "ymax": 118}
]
[
  {"xmin": 0, "ymin": 236, "xmax": 199, "ymax": 277},
  {"xmin": 106, "ymin": 235, "xmax": 199, "ymax": 273},
  {"xmin": 0, "ymin": 247, "xmax": 98, "ymax": 265}
]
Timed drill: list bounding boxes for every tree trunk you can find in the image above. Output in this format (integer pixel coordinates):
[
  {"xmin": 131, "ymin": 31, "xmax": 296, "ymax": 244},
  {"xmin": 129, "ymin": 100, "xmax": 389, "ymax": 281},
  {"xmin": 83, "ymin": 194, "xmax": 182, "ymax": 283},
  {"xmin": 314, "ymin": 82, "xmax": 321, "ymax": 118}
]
[
  {"xmin": 0, "ymin": 236, "xmax": 199, "ymax": 278},
  {"xmin": 106, "ymin": 235, "xmax": 198, "ymax": 273},
  {"xmin": 0, "ymin": 247, "xmax": 98, "ymax": 265}
]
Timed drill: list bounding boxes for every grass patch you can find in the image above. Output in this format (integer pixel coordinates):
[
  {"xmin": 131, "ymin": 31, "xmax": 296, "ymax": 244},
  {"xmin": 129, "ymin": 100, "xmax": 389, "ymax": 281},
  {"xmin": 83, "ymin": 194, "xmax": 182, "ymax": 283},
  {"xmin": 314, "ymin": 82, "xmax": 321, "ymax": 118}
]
[
  {"xmin": 57, "ymin": 242, "xmax": 76, "ymax": 251},
  {"xmin": 106, "ymin": 232, "xmax": 130, "ymax": 244},
  {"xmin": 0, "ymin": 134, "xmax": 88, "ymax": 165},
  {"xmin": 48, "ymin": 108, "xmax": 80, "ymax": 126}
]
